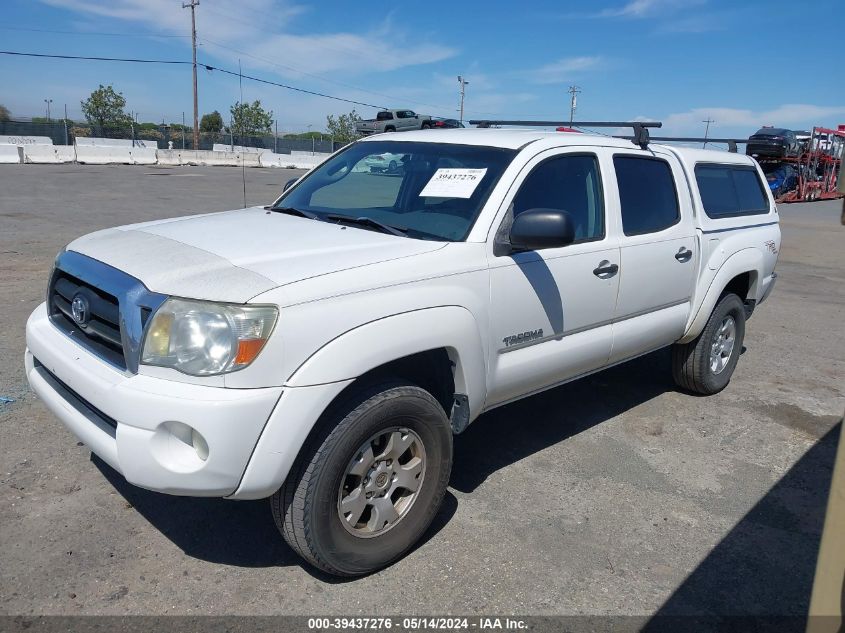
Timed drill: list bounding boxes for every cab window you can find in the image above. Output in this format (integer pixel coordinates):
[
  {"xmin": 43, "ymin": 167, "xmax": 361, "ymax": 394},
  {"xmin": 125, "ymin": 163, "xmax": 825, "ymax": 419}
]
[
  {"xmin": 511, "ymin": 154, "xmax": 604, "ymax": 243},
  {"xmin": 613, "ymin": 156, "xmax": 680, "ymax": 235}
]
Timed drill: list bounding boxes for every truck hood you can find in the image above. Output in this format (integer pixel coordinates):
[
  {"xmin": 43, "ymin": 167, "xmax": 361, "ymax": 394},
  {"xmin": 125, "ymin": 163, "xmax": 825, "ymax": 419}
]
[{"xmin": 66, "ymin": 206, "xmax": 446, "ymax": 303}]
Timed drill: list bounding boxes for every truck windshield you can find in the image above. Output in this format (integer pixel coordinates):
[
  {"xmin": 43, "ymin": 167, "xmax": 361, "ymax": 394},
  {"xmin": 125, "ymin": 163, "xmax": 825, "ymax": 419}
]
[{"xmin": 272, "ymin": 141, "xmax": 516, "ymax": 241}]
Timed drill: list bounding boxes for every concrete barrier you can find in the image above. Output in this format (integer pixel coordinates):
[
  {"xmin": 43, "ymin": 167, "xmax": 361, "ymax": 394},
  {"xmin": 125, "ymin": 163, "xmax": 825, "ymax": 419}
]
[
  {"xmin": 0, "ymin": 145, "xmax": 23, "ymax": 163},
  {"xmin": 0, "ymin": 135, "xmax": 54, "ymax": 146},
  {"xmin": 75, "ymin": 137, "xmax": 158, "ymax": 149},
  {"xmin": 23, "ymin": 145, "xmax": 75, "ymax": 164},
  {"xmin": 212, "ymin": 143, "xmax": 268, "ymax": 154},
  {"xmin": 129, "ymin": 147, "xmax": 158, "ymax": 165},
  {"xmin": 258, "ymin": 152, "xmax": 327, "ymax": 168},
  {"xmin": 75, "ymin": 145, "xmax": 133, "ymax": 165},
  {"xmin": 155, "ymin": 149, "xmax": 182, "ymax": 165}
]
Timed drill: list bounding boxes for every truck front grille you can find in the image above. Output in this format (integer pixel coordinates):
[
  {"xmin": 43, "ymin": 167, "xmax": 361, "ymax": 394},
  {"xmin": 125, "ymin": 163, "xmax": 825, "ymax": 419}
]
[
  {"xmin": 49, "ymin": 269, "xmax": 126, "ymax": 369},
  {"xmin": 46, "ymin": 251, "xmax": 167, "ymax": 374}
]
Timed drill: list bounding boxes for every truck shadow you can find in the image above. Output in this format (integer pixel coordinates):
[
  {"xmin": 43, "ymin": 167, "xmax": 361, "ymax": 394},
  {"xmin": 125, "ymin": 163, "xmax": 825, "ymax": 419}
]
[
  {"xmin": 451, "ymin": 347, "xmax": 675, "ymax": 493},
  {"xmin": 93, "ymin": 453, "xmax": 457, "ymax": 579},
  {"xmin": 93, "ymin": 347, "xmax": 675, "ymax": 576},
  {"xmin": 643, "ymin": 421, "xmax": 841, "ymax": 629}
]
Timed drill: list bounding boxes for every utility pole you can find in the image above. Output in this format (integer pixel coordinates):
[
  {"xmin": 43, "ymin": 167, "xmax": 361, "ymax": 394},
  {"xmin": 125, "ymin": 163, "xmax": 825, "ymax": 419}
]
[
  {"xmin": 274, "ymin": 119, "xmax": 278, "ymax": 154},
  {"xmin": 44, "ymin": 98, "xmax": 52, "ymax": 122},
  {"xmin": 63, "ymin": 103, "xmax": 69, "ymax": 145},
  {"xmin": 567, "ymin": 85, "xmax": 581, "ymax": 127},
  {"xmin": 457, "ymin": 76, "xmax": 469, "ymax": 124},
  {"xmin": 702, "ymin": 117, "xmax": 715, "ymax": 148},
  {"xmin": 183, "ymin": 0, "xmax": 200, "ymax": 150}
]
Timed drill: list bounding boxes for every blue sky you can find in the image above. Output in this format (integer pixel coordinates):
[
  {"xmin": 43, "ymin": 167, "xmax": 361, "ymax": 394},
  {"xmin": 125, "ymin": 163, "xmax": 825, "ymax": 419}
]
[{"xmin": 2, "ymin": 0, "xmax": 843, "ymax": 140}]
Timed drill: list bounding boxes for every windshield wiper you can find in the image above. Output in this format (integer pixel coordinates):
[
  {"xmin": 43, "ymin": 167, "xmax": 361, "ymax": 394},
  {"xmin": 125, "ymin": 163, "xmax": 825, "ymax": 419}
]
[
  {"xmin": 326, "ymin": 214, "xmax": 408, "ymax": 237},
  {"xmin": 269, "ymin": 206, "xmax": 321, "ymax": 220}
]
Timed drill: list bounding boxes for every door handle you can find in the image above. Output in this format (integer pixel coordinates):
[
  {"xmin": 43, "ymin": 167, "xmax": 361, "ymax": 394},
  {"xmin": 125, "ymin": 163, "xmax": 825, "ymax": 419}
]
[
  {"xmin": 675, "ymin": 247, "xmax": 693, "ymax": 263},
  {"xmin": 593, "ymin": 260, "xmax": 619, "ymax": 278}
]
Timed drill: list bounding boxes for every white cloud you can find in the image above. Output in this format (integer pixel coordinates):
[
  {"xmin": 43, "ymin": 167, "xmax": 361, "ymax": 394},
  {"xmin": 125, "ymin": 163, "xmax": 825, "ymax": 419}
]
[
  {"xmin": 656, "ymin": 104, "xmax": 845, "ymax": 136},
  {"xmin": 524, "ymin": 56, "xmax": 605, "ymax": 84},
  {"xmin": 37, "ymin": 0, "xmax": 457, "ymax": 77},
  {"xmin": 597, "ymin": 0, "xmax": 704, "ymax": 18}
]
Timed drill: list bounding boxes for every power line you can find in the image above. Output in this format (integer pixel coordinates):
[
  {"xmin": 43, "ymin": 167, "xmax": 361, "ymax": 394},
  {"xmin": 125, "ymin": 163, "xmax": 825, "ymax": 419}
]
[
  {"xmin": 0, "ymin": 26, "xmax": 189, "ymax": 38},
  {"xmin": 0, "ymin": 50, "xmax": 192, "ymax": 64},
  {"xmin": 0, "ymin": 50, "xmax": 387, "ymax": 109},
  {"xmin": 199, "ymin": 36, "xmax": 454, "ymax": 112}
]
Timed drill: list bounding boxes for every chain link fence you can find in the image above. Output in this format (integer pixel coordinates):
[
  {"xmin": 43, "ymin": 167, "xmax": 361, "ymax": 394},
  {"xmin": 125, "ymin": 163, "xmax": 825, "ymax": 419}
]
[{"xmin": 1, "ymin": 118, "xmax": 339, "ymax": 153}]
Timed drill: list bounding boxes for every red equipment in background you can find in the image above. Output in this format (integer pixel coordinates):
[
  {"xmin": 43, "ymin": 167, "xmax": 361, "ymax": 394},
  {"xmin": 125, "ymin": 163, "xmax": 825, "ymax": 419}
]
[{"xmin": 761, "ymin": 126, "xmax": 845, "ymax": 203}]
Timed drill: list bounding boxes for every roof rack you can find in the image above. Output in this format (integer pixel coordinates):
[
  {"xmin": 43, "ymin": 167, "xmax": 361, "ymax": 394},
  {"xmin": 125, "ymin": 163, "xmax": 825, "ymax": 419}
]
[
  {"xmin": 615, "ymin": 135, "xmax": 750, "ymax": 153},
  {"xmin": 468, "ymin": 120, "xmax": 662, "ymax": 149}
]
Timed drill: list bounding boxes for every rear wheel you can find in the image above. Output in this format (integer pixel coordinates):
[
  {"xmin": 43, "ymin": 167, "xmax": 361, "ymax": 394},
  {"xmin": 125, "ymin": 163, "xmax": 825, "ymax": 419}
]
[
  {"xmin": 672, "ymin": 293, "xmax": 746, "ymax": 395},
  {"xmin": 384, "ymin": 126, "xmax": 396, "ymax": 133},
  {"xmin": 272, "ymin": 382, "xmax": 453, "ymax": 576},
  {"xmin": 421, "ymin": 122, "xmax": 431, "ymax": 130}
]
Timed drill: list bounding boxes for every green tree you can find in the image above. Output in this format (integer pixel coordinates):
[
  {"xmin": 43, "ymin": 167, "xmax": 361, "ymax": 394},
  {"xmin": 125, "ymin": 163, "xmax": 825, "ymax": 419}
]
[
  {"xmin": 81, "ymin": 85, "xmax": 132, "ymax": 133},
  {"xmin": 0, "ymin": 104, "xmax": 10, "ymax": 121},
  {"xmin": 200, "ymin": 110, "xmax": 223, "ymax": 133},
  {"xmin": 230, "ymin": 100, "xmax": 273, "ymax": 136},
  {"xmin": 326, "ymin": 109, "xmax": 363, "ymax": 144}
]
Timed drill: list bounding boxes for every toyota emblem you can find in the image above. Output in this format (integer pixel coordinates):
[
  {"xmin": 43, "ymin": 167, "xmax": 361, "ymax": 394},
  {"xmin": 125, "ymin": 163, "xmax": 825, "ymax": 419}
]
[{"xmin": 71, "ymin": 294, "xmax": 89, "ymax": 325}]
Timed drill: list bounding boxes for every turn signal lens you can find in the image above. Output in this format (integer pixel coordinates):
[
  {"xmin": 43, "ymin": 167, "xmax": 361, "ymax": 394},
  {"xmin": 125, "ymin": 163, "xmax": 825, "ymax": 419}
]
[{"xmin": 235, "ymin": 338, "xmax": 267, "ymax": 365}]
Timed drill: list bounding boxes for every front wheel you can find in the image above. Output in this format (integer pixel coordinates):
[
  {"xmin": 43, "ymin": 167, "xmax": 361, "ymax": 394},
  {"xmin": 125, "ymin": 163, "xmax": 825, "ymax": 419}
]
[
  {"xmin": 272, "ymin": 382, "xmax": 453, "ymax": 576},
  {"xmin": 671, "ymin": 293, "xmax": 746, "ymax": 395}
]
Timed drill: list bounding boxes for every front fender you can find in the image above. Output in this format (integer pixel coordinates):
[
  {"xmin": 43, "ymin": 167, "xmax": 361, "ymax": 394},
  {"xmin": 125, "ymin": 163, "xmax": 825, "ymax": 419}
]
[
  {"xmin": 230, "ymin": 306, "xmax": 487, "ymax": 499},
  {"xmin": 678, "ymin": 248, "xmax": 762, "ymax": 343},
  {"xmin": 286, "ymin": 306, "xmax": 487, "ymax": 417}
]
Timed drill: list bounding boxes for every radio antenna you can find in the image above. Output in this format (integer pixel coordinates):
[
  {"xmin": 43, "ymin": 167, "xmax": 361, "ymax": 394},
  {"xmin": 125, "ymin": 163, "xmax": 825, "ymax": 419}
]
[{"xmin": 239, "ymin": 58, "xmax": 247, "ymax": 208}]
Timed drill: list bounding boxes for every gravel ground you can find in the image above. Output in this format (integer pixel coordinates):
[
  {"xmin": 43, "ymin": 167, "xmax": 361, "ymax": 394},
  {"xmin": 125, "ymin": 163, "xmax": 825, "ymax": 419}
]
[{"xmin": 0, "ymin": 164, "xmax": 842, "ymax": 617}]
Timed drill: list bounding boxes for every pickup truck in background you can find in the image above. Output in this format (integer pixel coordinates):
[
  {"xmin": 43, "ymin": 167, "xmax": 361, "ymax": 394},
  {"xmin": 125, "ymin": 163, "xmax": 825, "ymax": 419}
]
[
  {"xmin": 356, "ymin": 109, "xmax": 433, "ymax": 135},
  {"xmin": 26, "ymin": 127, "xmax": 780, "ymax": 578}
]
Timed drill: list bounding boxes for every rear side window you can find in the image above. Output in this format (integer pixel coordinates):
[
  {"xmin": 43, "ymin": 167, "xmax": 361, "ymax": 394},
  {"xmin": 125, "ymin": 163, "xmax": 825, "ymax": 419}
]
[
  {"xmin": 613, "ymin": 156, "xmax": 680, "ymax": 235},
  {"xmin": 695, "ymin": 164, "xmax": 769, "ymax": 218}
]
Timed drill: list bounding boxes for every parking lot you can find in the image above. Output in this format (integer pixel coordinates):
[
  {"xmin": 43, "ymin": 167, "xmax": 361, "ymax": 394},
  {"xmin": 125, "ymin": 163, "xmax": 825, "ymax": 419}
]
[{"xmin": 0, "ymin": 164, "xmax": 843, "ymax": 617}]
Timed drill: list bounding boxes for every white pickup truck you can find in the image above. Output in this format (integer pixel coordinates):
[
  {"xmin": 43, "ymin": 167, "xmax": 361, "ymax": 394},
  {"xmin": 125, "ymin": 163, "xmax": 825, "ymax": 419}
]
[
  {"xmin": 355, "ymin": 109, "xmax": 433, "ymax": 135},
  {"xmin": 25, "ymin": 128, "xmax": 780, "ymax": 576}
]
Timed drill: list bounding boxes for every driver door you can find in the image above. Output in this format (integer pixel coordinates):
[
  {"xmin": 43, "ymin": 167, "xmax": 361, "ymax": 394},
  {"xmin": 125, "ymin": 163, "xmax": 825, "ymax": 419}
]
[{"xmin": 486, "ymin": 149, "xmax": 620, "ymax": 407}]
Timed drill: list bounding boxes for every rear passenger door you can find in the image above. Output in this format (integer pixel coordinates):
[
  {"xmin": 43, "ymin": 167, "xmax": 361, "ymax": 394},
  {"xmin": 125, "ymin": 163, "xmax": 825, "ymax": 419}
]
[{"xmin": 608, "ymin": 151, "xmax": 698, "ymax": 364}]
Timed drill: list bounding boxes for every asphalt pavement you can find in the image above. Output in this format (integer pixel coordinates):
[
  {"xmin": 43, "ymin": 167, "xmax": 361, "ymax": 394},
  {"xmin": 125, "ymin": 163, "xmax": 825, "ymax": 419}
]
[{"xmin": 0, "ymin": 164, "xmax": 842, "ymax": 617}]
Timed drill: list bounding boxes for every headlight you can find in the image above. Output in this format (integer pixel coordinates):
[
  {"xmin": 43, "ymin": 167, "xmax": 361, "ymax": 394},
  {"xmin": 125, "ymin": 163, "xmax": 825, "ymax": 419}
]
[{"xmin": 141, "ymin": 298, "xmax": 278, "ymax": 376}]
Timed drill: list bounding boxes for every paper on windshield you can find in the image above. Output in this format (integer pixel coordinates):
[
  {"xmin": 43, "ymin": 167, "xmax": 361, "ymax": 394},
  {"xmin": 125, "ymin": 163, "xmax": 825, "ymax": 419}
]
[{"xmin": 419, "ymin": 168, "xmax": 488, "ymax": 198}]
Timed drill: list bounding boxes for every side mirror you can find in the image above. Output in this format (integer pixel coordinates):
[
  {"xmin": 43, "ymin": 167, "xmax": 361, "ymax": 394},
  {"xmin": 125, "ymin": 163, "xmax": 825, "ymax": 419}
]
[
  {"xmin": 283, "ymin": 178, "xmax": 298, "ymax": 192},
  {"xmin": 509, "ymin": 208, "xmax": 575, "ymax": 251}
]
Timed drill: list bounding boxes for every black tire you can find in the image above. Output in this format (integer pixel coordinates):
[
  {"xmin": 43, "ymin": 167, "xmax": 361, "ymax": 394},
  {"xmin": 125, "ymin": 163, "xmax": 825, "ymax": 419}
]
[
  {"xmin": 671, "ymin": 293, "xmax": 746, "ymax": 395},
  {"xmin": 421, "ymin": 122, "xmax": 431, "ymax": 130},
  {"xmin": 384, "ymin": 126, "xmax": 396, "ymax": 133},
  {"xmin": 272, "ymin": 381, "xmax": 453, "ymax": 576},
  {"xmin": 388, "ymin": 160, "xmax": 397, "ymax": 173}
]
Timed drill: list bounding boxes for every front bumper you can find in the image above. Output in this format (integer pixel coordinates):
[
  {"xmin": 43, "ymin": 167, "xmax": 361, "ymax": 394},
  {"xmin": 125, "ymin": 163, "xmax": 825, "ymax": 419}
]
[{"xmin": 25, "ymin": 302, "xmax": 282, "ymax": 496}]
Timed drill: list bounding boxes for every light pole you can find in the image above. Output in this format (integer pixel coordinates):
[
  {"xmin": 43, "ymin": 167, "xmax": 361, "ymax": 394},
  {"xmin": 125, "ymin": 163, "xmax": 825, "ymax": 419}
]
[
  {"xmin": 182, "ymin": 0, "xmax": 200, "ymax": 151},
  {"xmin": 308, "ymin": 124, "xmax": 314, "ymax": 155},
  {"xmin": 44, "ymin": 99, "xmax": 52, "ymax": 122},
  {"xmin": 457, "ymin": 76, "xmax": 469, "ymax": 124}
]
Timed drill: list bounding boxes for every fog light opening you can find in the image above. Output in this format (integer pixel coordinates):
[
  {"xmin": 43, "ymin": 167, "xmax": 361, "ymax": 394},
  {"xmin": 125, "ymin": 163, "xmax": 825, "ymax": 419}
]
[{"xmin": 191, "ymin": 428, "xmax": 209, "ymax": 461}]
